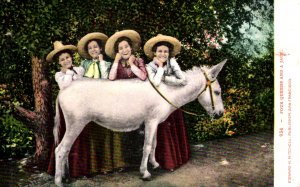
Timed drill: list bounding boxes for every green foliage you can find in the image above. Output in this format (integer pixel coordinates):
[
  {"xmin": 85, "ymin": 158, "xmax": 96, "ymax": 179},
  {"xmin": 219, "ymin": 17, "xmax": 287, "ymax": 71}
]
[
  {"xmin": 0, "ymin": 114, "xmax": 34, "ymax": 158},
  {"xmin": 0, "ymin": 76, "xmax": 34, "ymax": 158},
  {"xmin": 230, "ymin": 0, "xmax": 273, "ymax": 58}
]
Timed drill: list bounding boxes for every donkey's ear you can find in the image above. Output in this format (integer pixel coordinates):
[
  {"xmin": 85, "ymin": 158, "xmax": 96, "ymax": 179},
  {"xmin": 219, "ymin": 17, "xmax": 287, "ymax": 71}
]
[{"xmin": 209, "ymin": 59, "xmax": 227, "ymax": 79}]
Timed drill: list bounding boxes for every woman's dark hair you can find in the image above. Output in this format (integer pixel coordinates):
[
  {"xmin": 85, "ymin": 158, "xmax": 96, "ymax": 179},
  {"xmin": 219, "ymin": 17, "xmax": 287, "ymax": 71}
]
[
  {"xmin": 114, "ymin": 36, "xmax": 133, "ymax": 53},
  {"xmin": 54, "ymin": 49, "xmax": 74, "ymax": 62},
  {"xmin": 84, "ymin": 39, "xmax": 103, "ymax": 54},
  {"xmin": 152, "ymin": 41, "xmax": 174, "ymax": 54}
]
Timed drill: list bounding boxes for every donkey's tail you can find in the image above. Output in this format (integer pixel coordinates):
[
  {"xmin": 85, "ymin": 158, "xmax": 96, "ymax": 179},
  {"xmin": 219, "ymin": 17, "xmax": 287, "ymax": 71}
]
[{"xmin": 53, "ymin": 98, "xmax": 60, "ymax": 146}]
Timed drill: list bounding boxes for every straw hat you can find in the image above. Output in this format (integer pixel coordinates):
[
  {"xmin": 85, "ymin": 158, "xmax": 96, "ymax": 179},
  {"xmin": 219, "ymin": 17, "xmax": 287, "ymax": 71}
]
[
  {"xmin": 46, "ymin": 41, "xmax": 77, "ymax": 62},
  {"xmin": 143, "ymin": 34, "xmax": 181, "ymax": 59},
  {"xmin": 105, "ymin": 30, "xmax": 141, "ymax": 58},
  {"xmin": 77, "ymin": 32, "xmax": 108, "ymax": 59}
]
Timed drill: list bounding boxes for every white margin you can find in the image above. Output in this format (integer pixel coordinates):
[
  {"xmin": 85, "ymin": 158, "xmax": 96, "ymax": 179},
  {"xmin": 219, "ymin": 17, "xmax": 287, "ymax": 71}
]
[{"xmin": 274, "ymin": 0, "xmax": 300, "ymax": 186}]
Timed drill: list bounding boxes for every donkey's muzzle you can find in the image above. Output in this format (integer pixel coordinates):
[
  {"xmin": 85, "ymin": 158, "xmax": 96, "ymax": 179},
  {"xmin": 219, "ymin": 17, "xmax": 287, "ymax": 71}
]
[{"xmin": 213, "ymin": 112, "xmax": 224, "ymax": 120}]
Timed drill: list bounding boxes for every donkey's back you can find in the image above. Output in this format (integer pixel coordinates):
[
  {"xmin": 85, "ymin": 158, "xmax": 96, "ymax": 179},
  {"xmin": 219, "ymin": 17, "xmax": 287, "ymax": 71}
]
[{"xmin": 57, "ymin": 78, "xmax": 169, "ymax": 131}]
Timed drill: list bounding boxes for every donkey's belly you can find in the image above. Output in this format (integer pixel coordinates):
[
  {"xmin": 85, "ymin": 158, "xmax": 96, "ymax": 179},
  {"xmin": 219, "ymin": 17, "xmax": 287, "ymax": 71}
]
[{"xmin": 93, "ymin": 117, "xmax": 143, "ymax": 132}]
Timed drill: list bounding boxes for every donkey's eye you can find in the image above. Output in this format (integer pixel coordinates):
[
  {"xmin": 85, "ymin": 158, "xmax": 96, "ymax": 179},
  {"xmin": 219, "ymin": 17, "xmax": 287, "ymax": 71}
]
[{"xmin": 214, "ymin": 91, "xmax": 220, "ymax": 95}]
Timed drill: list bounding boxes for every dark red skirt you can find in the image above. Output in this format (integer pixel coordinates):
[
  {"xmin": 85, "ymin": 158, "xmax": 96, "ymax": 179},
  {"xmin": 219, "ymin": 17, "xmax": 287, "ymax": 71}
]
[
  {"xmin": 155, "ymin": 109, "xmax": 191, "ymax": 170},
  {"xmin": 47, "ymin": 108, "xmax": 91, "ymax": 177}
]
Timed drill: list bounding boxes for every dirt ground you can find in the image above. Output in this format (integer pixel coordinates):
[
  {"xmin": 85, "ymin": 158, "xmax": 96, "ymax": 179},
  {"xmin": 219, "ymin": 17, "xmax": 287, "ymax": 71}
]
[{"xmin": 1, "ymin": 130, "xmax": 273, "ymax": 187}]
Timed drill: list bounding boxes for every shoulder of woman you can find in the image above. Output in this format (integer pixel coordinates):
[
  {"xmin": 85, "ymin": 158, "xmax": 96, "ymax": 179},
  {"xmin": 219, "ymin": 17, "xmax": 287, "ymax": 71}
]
[
  {"xmin": 169, "ymin": 57, "xmax": 178, "ymax": 65},
  {"xmin": 55, "ymin": 71, "xmax": 63, "ymax": 76},
  {"xmin": 81, "ymin": 59, "xmax": 91, "ymax": 64},
  {"xmin": 105, "ymin": 60, "xmax": 112, "ymax": 66},
  {"xmin": 146, "ymin": 61, "xmax": 156, "ymax": 69},
  {"xmin": 73, "ymin": 66, "xmax": 84, "ymax": 71},
  {"xmin": 55, "ymin": 71, "xmax": 63, "ymax": 80}
]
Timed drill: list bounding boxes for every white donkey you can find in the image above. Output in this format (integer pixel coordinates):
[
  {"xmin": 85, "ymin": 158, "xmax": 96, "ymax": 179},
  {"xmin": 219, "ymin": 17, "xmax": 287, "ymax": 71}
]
[{"xmin": 53, "ymin": 60, "xmax": 226, "ymax": 186}]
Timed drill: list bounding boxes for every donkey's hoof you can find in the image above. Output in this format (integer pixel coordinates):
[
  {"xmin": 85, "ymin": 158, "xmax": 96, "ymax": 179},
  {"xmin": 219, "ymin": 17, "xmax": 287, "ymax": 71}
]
[
  {"xmin": 151, "ymin": 162, "xmax": 160, "ymax": 170},
  {"xmin": 153, "ymin": 165, "xmax": 161, "ymax": 170},
  {"xmin": 141, "ymin": 176, "xmax": 152, "ymax": 181},
  {"xmin": 141, "ymin": 170, "xmax": 151, "ymax": 181},
  {"xmin": 55, "ymin": 177, "xmax": 63, "ymax": 187}
]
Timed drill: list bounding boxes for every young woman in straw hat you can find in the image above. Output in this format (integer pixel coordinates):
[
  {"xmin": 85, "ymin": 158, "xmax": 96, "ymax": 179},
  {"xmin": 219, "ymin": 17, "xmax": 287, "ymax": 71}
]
[
  {"xmin": 106, "ymin": 30, "xmax": 147, "ymax": 80},
  {"xmin": 76, "ymin": 32, "xmax": 127, "ymax": 174},
  {"xmin": 105, "ymin": 30, "xmax": 147, "ymax": 167},
  {"xmin": 144, "ymin": 34, "xmax": 190, "ymax": 171},
  {"xmin": 46, "ymin": 41, "xmax": 84, "ymax": 89},
  {"xmin": 77, "ymin": 32, "xmax": 111, "ymax": 79},
  {"xmin": 46, "ymin": 41, "xmax": 95, "ymax": 177}
]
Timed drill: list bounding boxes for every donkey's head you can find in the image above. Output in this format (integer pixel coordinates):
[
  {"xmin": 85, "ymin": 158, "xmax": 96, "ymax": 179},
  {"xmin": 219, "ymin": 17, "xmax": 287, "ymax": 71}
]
[{"xmin": 197, "ymin": 59, "xmax": 226, "ymax": 119}]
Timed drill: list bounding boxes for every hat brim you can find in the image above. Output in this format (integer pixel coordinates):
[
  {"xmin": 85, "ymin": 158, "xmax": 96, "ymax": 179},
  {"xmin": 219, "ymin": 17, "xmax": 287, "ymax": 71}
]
[
  {"xmin": 77, "ymin": 32, "xmax": 108, "ymax": 59},
  {"xmin": 46, "ymin": 45, "xmax": 77, "ymax": 62},
  {"xmin": 143, "ymin": 35, "xmax": 181, "ymax": 59},
  {"xmin": 105, "ymin": 30, "xmax": 141, "ymax": 59}
]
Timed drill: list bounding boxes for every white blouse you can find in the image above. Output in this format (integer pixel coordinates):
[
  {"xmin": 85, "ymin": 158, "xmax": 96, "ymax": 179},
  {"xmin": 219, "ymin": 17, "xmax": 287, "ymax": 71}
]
[
  {"xmin": 146, "ymin": 57, "xmax": 186, "ymax": 87},
  {"xmin": 55, "ymin": 66, "xmax": 85, "ymax": 90}
]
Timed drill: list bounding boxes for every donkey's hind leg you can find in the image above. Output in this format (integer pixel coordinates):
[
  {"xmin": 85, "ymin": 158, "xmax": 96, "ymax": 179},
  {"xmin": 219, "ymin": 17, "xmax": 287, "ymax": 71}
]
[
  {"xmin": 54, "ymin": 122, "xmax": 86, "ymax": 187},
  {"xmin": 140, "ymin": 121, "xmax": 159, "ymax": 180}
]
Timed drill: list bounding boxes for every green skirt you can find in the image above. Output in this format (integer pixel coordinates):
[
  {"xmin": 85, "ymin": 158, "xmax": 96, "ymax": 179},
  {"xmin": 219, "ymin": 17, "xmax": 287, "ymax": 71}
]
[{"xmin": 88, "ymin": 122, "xmax": 126, "ymax": 173}]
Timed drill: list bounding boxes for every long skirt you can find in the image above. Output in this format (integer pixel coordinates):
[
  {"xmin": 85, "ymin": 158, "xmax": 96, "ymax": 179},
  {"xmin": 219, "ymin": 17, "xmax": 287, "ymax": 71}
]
[
  {"xmin": 155, "ymin": 109, "xmax": 191, "ymax": 170},
  {"xmin": 47, "ymin": 106, "xmax": 126, "ymax": 177}
]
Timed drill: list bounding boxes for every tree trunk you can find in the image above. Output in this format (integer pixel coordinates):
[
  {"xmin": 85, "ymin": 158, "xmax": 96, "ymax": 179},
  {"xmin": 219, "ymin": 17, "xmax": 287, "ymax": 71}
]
[
  {"xmin": 31, "ymin": 56, "xmax": 54, "ymax": 169},
  {"xmin": 15, "ymin": 56, "xmax": 54, "ymax": 170}
]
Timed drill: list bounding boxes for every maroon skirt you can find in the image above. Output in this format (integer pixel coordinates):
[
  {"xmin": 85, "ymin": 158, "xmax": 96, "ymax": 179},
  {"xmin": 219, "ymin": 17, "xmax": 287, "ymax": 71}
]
[
  {"xmin": 155, "ymin": 109, "xmax": 191, "ymax": 170},
  {"xmin": 47, "ymin": 106, "xmax": 91, "ymax": 177}
]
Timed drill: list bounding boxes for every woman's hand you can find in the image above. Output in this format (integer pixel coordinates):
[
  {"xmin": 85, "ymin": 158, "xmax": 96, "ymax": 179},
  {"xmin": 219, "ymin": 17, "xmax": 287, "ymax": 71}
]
[
  {"xmin": 154, "ymin": 57, "xmax": 164, "ymax": 67},
  {"xmin": 114, "ymin": 53, "xmax": 122, "ymax": 63},
  {"xmin": 128, "ymin": 55, "xmax": 136, "ymax": 66},
  {"xmin": 98, "ymin": 54, "xmax": 104, "ymax": 62},
  {"xmin": 61, "ymin": 67, "xmax": 68, "ymax": 73}
]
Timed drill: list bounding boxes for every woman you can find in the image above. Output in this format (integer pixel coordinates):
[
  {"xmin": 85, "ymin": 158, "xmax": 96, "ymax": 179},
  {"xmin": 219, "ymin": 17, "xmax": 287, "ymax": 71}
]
[
  {"xmin": 105, "ymin": 30, "xmax": 147, "ymax": 81},
  {"xmin": 78, "ymin": 32, "xmax": 111, "ymax": 79},
  {"xmin": 77, "ymin": 32, "xmax": 126, "ymax": 174},
  {"xmin": 105, "ymin": 30, "xmax": 147, "ymax": 166},
  {"xmin": 46, "ymin": 41, "xmax": 92, "ymax": 177},
  {"xmin": 144, "ymin": 34, "xmax": 190, "ymax": 171},
  {"xmin": 47, "ymin": 41, "xmax": 85, "ymax": 89}
]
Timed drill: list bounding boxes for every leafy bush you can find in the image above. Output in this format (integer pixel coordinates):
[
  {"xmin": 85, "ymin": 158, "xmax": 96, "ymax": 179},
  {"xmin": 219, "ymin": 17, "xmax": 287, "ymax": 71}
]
[
  {"xmin": 0, "ymin": 113, "xmax": 34, "ymax": 158},
  {"xmin": 0, "ymin": 79, "xmax": 34, "ymax": 158}
]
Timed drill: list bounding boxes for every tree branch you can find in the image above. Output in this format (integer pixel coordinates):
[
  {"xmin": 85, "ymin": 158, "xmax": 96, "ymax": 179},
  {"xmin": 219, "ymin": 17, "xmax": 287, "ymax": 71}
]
[
  {"xmin": 15, "ymin": 105, "xmax": 37, "ymax": 120},
  {"xmin": 13, "ymin": 104, "xmax": 37, "ymax": 130}
]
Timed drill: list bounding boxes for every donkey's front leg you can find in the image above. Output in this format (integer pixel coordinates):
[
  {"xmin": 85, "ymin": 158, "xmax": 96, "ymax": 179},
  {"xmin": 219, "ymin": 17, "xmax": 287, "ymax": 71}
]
[
  {"xmin": 149, "ymin": 130, "xmax": 160, "ymax": 169},
  {"xmin": 140, "ymin": 121, "xmax": 158, "ymax": 180}
]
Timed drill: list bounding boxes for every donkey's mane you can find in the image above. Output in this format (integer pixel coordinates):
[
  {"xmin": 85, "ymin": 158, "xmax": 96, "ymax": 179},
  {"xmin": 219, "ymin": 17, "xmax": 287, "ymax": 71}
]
[
  {"xmin": 183, "ymin": 66, "xmax": 206, "ymax": 81},
  {"xmin": 184, "ymin": 65, "xmax": 211, "ymax": 74}
]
